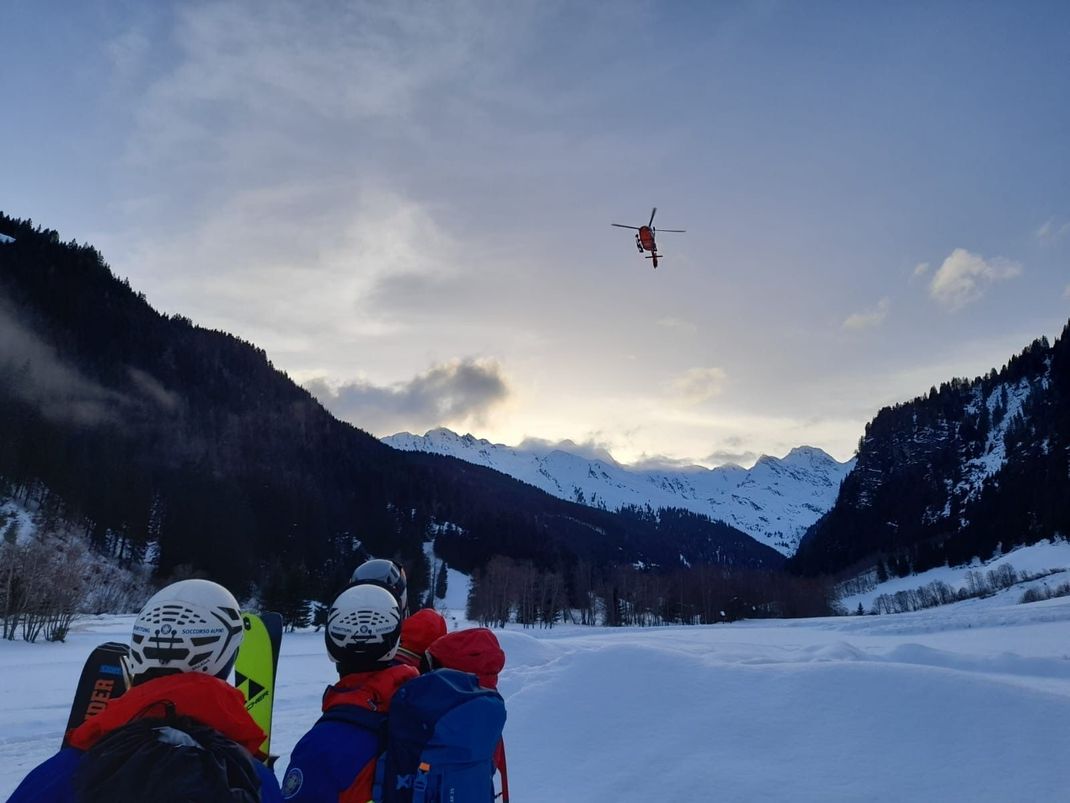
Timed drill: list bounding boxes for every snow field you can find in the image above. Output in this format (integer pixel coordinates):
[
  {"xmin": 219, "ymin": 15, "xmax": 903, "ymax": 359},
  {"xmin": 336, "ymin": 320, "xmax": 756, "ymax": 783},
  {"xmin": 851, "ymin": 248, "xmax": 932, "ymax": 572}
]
[
  {"xmin": 4, "ymin": 597, "xmax": 1070, "ymax": 801},
  {"xmin": 840, "ymin": 538, "xmax": 1070, "ymax": 612}
]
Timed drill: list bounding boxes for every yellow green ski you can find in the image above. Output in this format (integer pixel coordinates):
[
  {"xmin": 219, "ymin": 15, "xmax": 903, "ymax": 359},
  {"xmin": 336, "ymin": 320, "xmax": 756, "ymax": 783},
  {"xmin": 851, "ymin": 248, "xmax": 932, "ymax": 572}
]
[{"xmin": 235, "ymin": 611, "xmax": 283, "ymax": 757}]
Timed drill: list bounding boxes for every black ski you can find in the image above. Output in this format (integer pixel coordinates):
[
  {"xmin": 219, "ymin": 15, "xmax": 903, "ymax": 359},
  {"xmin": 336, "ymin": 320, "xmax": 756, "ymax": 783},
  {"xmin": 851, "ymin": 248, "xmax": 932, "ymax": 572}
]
[{"xmin": 61, "ymin": 641, "xmax": 130, "ymax": 747}]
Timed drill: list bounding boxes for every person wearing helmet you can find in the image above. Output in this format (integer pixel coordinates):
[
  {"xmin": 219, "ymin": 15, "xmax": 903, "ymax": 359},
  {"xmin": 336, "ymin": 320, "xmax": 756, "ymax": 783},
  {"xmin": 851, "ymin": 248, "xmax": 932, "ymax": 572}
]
[
  {"xmin": 7, "ymin": 579, "xmax": 283, "ymax": 802},
  {"xmin": 349, "ymin": 557, "xmax": 408, "ymax": 616},
  {"xmin": 280, "ymin": 584, "xmax": 417, "ymax": 802},
  {"xmin": 350, "ymin": 559, "xmax": 446, "ymax": 670}
]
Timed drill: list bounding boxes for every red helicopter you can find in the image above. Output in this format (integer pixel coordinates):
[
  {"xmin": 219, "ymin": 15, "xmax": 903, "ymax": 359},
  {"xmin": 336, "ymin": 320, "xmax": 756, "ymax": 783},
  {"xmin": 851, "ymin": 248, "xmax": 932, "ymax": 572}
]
[{"xmin": 612, "ymin": 207, "xmax": 685, "ymax": 268}]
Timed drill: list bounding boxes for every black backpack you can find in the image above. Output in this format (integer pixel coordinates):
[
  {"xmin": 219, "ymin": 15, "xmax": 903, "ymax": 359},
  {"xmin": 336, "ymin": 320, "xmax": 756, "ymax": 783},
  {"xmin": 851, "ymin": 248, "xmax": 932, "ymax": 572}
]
[{"xmin": 74, "ymin": 713, "xmax": 262, "ymax": 803}]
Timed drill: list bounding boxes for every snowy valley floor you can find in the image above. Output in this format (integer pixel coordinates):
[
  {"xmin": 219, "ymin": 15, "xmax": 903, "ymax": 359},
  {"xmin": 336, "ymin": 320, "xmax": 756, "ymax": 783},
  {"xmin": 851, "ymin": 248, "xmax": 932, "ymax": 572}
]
[{"xmin": 3, "ymin": 597, "xmax": 1070, "ymax": 801}]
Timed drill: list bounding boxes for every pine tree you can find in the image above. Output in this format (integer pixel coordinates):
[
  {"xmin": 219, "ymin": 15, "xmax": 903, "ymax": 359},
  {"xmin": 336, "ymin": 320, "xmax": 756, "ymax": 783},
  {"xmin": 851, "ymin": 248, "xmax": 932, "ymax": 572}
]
[{"xmin": 435, "ymin": 560, "xmax": 448, "ymax": 600}]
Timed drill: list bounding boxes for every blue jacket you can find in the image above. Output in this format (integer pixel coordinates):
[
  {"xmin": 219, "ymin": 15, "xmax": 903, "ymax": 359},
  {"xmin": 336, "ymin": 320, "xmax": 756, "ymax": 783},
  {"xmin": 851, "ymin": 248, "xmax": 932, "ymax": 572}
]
[{"xmin": 280, "ymin": 665, "xmax": 416, "ymax": 802}]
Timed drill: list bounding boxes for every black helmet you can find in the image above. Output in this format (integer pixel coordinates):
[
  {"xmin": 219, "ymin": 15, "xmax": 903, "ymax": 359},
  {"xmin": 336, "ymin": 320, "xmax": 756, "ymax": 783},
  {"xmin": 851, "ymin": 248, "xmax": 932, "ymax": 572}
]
[
  {"xmin": 350, "ymin": 558, "xmax": 408, "ymax": 614},
  {"xmin": 325, "ymin": 584, "xmax": 403, "ymax": 674}
]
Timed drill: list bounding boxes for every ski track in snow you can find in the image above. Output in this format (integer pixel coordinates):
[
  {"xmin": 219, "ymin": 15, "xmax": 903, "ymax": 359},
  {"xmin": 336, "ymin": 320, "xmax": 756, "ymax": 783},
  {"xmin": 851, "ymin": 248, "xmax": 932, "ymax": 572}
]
[{"xmin": 3, "ymin": 599, "xmax": 1070, "ymax": 801}]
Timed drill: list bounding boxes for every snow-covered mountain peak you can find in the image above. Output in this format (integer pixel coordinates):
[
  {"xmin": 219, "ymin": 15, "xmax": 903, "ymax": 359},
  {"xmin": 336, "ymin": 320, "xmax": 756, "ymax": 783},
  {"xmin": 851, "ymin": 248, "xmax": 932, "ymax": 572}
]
[
  {"xmin": 752, "ymin": 445, "xmax": 840, "ymax": 469},
  {"xmin": 784, "ymin": 445, "xmax": 840, "ymax": 463},
  {"xmin": 383, "ymin": 429, "xmax": 855, "ymax": 555}
]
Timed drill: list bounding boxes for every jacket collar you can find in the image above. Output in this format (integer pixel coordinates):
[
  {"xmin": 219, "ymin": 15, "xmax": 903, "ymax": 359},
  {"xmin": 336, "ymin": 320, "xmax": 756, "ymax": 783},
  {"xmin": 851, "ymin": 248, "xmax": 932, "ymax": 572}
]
[
  {"xmin": 67, "ymin": 672, "xmax": 267, "ymax": 758},
  {"xmin": 322, "ymin": 664, "xmax": 417, "ymax": 713}
]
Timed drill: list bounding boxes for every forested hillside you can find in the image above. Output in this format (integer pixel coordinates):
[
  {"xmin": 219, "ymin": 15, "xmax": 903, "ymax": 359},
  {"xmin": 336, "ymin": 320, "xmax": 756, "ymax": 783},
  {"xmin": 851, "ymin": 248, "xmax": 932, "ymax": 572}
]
[{"xmin": 791, "ymin": 324, "xmax": 1070, "ymax": 579}]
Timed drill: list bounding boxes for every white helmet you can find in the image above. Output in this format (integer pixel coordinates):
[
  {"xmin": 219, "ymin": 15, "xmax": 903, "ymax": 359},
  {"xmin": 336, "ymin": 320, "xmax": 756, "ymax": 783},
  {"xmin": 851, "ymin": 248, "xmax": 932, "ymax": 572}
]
[
  {"xmin": 129, "ymin": 579, "xmax": 244, "ymax": 681},
  {"xmin": 325, "ymin": 584, "xmax": 402, "ymax": 672}
]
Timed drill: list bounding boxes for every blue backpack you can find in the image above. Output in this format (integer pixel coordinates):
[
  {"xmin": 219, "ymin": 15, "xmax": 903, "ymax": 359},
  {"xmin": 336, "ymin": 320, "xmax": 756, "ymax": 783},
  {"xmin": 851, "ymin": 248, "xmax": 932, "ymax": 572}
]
[{"xmin": 373, "ymin": 668, "xmax": 506, "ymax": 803}]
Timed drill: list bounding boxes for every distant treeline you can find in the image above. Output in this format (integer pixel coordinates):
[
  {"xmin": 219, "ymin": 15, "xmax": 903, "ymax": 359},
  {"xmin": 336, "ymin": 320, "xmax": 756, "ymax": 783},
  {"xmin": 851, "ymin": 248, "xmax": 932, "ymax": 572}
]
[{"xmin": 467, "ymin": 555, "xmax": 832, "ymax": 627}]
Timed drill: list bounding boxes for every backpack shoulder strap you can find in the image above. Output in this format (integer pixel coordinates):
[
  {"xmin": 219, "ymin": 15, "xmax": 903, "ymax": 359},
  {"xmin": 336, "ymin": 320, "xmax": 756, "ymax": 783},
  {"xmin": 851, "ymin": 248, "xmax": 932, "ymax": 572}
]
[{"xmin": 316, "ymin": 705, "xmax": 388, "ymax": 741}]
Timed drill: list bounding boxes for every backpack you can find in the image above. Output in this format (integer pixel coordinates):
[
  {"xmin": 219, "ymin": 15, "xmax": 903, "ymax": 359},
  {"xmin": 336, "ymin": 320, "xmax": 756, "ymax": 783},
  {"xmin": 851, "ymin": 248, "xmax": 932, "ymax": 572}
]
[
  {"xmin": 373, "ymin": 668, "xmax": 507, "ymax": 803},
  {"xmin": 74, "ymin": 714, "xmax": 262, "ymax": 803},
  {"xmin": 426, "ymin": 628, "xmax": 510, "ymax": 802}
]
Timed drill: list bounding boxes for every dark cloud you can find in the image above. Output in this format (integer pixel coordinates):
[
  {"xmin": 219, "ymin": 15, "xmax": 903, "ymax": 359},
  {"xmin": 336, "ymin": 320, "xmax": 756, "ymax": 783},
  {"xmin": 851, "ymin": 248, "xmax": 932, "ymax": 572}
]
[{"xmin": 305, "ymin": 358, "xmax": 509, "ymax": 434}]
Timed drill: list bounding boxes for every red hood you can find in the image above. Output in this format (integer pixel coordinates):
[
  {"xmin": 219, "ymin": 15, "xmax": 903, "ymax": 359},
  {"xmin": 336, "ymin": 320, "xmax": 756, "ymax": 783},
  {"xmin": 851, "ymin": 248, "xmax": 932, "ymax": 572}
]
[
  {"xmin": 396, "ymin": 609, "xmax": 447, "ymax": 667},
  {"xmin": 323, "ymin": 664, "xmax": 418, "ymax": 713},
  {"xmin": 67, "ymin": 672, "xmax": 266, "ymax": 758},
  {"xmin": 427, "ymin": 628, "xmax": 505, "ymax": 689}
]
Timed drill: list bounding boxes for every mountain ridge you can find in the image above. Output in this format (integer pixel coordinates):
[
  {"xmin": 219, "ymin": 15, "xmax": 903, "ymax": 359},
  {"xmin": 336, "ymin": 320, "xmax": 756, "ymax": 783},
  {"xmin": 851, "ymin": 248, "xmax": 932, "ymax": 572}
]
[{"xmin": 384, "ymin": 428, "xmax": 855, "ymax": 555}]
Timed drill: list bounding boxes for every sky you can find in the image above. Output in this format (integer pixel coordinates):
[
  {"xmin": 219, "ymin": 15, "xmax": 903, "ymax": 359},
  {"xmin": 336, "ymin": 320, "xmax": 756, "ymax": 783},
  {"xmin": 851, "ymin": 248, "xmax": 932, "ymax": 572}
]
[{"xmin": 2, "ymin": 0, "xmax": 1068, "ymax": 467}]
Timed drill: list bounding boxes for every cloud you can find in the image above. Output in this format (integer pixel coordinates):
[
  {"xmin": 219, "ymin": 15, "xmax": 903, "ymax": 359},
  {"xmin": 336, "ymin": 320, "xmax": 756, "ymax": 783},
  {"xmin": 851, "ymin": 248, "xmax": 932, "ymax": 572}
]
[
  {"xmin": 657, "ymin": 317, "xmax": 698, "ymax": 333},
  {"xmin": 670, "ymin": 367, "xmax": 728, "ymax": 404},
  {"xmin": 929, "ymin": 248, "xmax": 1022, "ymax": 311},
  {"xmin": 304, "ymin": 357, "xmax": 509, "ymax": 434},
  {"xmin": 913, "ymin": 262, "xmax": 931, "ymax": 278},
  {"xmin": 626, "ymin": 447, "xmax": 758, "ymax": 470},
  {"xmin": 1036, "ymin": 218, "xmax": 1070, "ymax": 245},
  {"xmin": 842, "ymin": 297, "xmax": 890, "ymax": 330},
  {"xmin": 103, "ymin": 2, "xmax": 538, "ymax": 375},
  {"xmin": 121, "ymin": 1, "xmax": 533, "ymax": 191},
  {"xmin": 517, "ymin": 436, "xmax": 620, "ymax": 465},
  {"xmin": 106, "ymin": 26, "xmax": 151, "ymax": 87},
  {"xmin": 1064, "ymin": 284, "xmax": 1070, "ymax": 300},
  {"xmin": 109, "ymin": 183, "xmax": 461, "ymax": 362},
  {"xmin": 127, "ymin": 367, "xmax": 181, "ymax": 412},
  {"xmin": 627, "ymin": 454, "xmax": 706, "ymax": 471},
  {"xmin": 0, "ymin": 301, "xmax": 125, "ymax": 425},
  {"xmin": 704, "ymin": 449, "xmax": 759, "ymax": 466}
]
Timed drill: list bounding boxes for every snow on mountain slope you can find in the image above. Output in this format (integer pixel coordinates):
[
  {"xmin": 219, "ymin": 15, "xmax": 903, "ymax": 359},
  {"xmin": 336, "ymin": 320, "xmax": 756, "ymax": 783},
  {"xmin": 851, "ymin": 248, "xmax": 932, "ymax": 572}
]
[
  {"xmin": 384, "ymin": 429, "xmax": 854, "ymax": 555},
  {"xmin": 954, "ymin": 375, "xmax": 1039, "ymax": 512}
]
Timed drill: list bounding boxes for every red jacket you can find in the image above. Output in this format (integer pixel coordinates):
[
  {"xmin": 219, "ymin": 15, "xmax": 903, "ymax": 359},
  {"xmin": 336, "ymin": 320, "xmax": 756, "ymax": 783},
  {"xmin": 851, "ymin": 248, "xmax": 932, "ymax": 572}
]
[
  {"xmin": 322, "ymin": 663, "xmax": 418, "ymax": 713},
  {"xmin": 9, "ymin": 672, "xmax": 281, "ymax": 803},
  {"xmin": 67, "ymin": 672, "xmax": 267, "ymax": 758}
]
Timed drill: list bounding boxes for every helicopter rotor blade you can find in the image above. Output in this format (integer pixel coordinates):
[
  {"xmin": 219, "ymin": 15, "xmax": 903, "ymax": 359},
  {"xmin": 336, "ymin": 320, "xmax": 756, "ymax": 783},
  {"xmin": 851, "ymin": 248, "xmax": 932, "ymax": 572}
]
[
  {"xmin": 656, "ymin": 228, "xmax": 686, "ymax": 233},
  {"xmin": 611, "ymin": 224, "xmax": 641, "ymax": 230},
  {"xmin": 648, "ymin": 207, "xmax": 657, "ymax": 227}
]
